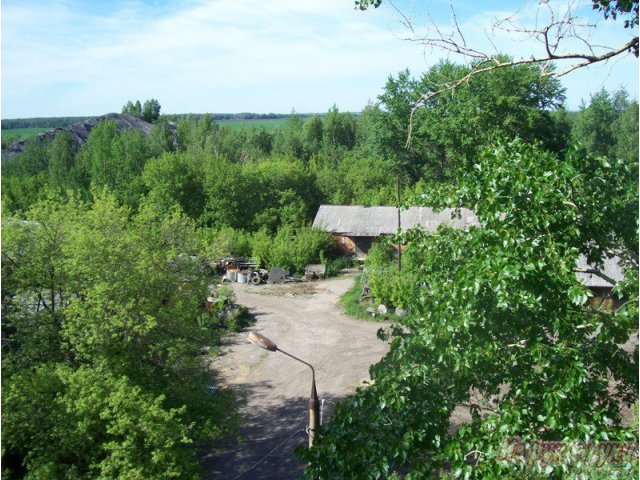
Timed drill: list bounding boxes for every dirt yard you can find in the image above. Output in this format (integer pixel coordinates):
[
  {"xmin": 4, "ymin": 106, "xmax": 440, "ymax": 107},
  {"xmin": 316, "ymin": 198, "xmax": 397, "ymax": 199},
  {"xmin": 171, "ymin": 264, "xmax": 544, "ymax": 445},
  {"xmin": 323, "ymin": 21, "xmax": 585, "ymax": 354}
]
[{"xmin": 201, "ymin": 273, "xmax": 390, "ymax": 480}]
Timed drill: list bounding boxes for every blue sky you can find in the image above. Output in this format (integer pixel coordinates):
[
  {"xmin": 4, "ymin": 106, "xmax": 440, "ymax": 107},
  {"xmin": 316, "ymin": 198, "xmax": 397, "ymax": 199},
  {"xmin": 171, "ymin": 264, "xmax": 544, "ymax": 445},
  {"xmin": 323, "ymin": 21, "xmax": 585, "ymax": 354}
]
[{"xmin": 2, "ymin": 0, "xmax": 638, "ymax": 118}]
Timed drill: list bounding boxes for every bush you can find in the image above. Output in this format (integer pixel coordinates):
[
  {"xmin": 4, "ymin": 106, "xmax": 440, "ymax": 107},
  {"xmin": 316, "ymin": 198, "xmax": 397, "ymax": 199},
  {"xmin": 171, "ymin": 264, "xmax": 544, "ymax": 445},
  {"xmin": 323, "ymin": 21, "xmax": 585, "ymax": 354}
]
[
  {"xmin": 365, "ymin": 242, "xmax": 399, "ymax": 306},
  {"xmin": 322, "ymin": 253, "xmax": 357, "ymax": 278},
  {"xmin": 251, "ymin": 226, "xmax": 333, "ymax": 272},
  {"xmin": 364, "ymin": 241, "xmax": 423, "ymax": 309},
  {"xmin": 199, "ymin": 226, "xmax": 252, "ymax": 261},
  {"xmin": 226, "ymin": 307, "xmax": 253, "ymax": 333},
  {"xmin": 251, "ymin": 228, "xmax": 272, "ymax": 267}
]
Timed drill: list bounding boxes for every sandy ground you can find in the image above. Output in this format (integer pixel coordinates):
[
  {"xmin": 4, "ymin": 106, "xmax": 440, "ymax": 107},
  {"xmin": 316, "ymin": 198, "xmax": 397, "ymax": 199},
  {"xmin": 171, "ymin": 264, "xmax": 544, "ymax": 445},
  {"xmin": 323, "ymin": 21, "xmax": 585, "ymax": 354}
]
[
  {"xmin": 201, "ymin": 273, "xmax": 390, "ymax": 480},
  {"xmin": 199, "ymin": 273, "xmax": 639, "ymax": 479}
]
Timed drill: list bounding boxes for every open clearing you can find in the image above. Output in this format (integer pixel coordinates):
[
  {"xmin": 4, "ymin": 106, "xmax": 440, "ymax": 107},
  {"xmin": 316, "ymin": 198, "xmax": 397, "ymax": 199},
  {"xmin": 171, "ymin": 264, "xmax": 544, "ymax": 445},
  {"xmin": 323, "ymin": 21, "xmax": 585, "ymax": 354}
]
[
  {"xmin": 201, "ymin": 273, "xmax": 390, "ymax": 479},
  {"xmin": 2, "ymin": 127, "xmax": 48, "ymax": 143}
]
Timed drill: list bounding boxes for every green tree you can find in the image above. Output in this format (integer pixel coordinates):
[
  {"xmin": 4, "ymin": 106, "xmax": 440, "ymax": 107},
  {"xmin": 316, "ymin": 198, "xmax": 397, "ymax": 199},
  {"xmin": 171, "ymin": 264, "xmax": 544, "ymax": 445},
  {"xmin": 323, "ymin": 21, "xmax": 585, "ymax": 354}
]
[
  {"xmin": 110, "ymin": 129, "xmax": 150, "ymax": 207},
  {"xmin": 1, "ymin": 139, "xmax": 52, "ymax": 212},
  {"xmin": 272, "ymin": 112, "xmax": 305, "ymax": 158},
  {"xmin": 147, "ymin": 117, "xmax": 176, "ymax": 157},
  {"xmin": 323, "ymin": 105, "xmax": 357, "ymax": 151},
  {"xmin": 3, "ymin": 364, "xmax": 199, "ymax": 480},
  {"xmin": 572, "ymin": 88, "xmax": 622, "ymax": 157},
  {"xmin": 250, "ymin": 226, "xmax": 333, "ymax": 272},
  {"xmin": 200, "ymin": 154, "xmax": 254, "ymax": 228},
  {"xmin": 141, "ymin": 152, "xmax": 206, "ymax": 220},
  {"xmin": 246, "ymin": 126, "xmax": 273, "ymax": 158},
  {"xmin": 244, "ymin": 157, "xmax": 320, "ymax": 231},
  {"xmin": 142, "ymin": 98, "xmax": 161, "ymax": 123},
  {"xmin": 48, "ymin": 132, "xmax": 77, "ymax": 191},
  {"xmin": 122, "ymin": 99, "xmax": 142, "ymax": 118},
  {"xmin": 372, "ymin": 61, "xmax": 567, "ymax": 182},
  {"xmin": 4, "ymin": 138, "xmax": 50, "ymax": 178},
  {"xmin": 78, "ymin": 119, "xmax": 120, "ymax": 190},
  {"xmin": 311, "ymin": 152, "xmax": 397, "ymax": 205},
  {"xmin": 613, "ymin": 102, "xmax": 639, "ymax": 164},
  {"xmin": 1, "ymin": 174, "xmax": 49, "ymax": 213},
  {"xmin": 303, "ymin": 114, "xmax": 324, "ymax": 158},
  {"xmin": 302, "ymin": 139, "xmax": 638, "ymax": 478},
  {"xmin": 2, "ymin": 192, "xmax": 238, "ymax": 478}
]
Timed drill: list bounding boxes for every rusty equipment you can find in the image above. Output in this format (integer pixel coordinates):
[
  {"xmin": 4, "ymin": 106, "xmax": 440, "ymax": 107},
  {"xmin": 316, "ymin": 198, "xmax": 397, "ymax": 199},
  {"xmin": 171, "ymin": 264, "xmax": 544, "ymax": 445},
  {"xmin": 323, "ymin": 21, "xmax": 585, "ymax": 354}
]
[{"xmin": 247, "ymin": 332, "xmax": 319, "ymax": 448}]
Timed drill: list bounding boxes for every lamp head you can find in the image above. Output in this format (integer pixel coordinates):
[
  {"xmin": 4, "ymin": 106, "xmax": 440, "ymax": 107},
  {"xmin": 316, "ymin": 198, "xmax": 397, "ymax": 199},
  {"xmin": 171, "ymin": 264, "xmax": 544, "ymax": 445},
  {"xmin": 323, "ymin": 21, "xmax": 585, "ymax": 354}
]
[{"xmin": 247, "ymin": 332, "xmax": 278, "ymax": 352}]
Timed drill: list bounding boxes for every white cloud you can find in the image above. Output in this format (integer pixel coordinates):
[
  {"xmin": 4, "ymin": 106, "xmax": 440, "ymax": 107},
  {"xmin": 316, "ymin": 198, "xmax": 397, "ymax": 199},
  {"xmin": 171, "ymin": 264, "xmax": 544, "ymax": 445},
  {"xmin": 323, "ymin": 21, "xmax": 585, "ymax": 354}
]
[
  {"xmin": 380, "ymin": 0, "xmax": 638, "ymax": 107},
  {"xmin": 1, "ymin": 0, "xmax": 637, "ymax": 117}
]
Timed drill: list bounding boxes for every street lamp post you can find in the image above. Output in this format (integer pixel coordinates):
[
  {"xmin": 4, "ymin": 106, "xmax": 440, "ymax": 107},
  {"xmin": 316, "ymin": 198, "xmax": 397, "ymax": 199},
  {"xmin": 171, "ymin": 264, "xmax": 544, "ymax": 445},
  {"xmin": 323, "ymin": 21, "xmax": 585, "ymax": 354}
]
[{"xmin": 247, "ymin": 332, "xmax": 320, "ymax": 448}]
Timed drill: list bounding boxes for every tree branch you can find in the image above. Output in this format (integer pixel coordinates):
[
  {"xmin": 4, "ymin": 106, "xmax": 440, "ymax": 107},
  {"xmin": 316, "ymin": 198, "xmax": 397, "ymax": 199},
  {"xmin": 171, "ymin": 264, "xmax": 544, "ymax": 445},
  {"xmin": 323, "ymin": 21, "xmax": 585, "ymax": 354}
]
[
  {"xmin": 380, "ymin": 1, "xmax": 640, "ymax": 148},
  {"xmin": 574, "ymin": 268, "xmax": 618, "ymax": 286}
]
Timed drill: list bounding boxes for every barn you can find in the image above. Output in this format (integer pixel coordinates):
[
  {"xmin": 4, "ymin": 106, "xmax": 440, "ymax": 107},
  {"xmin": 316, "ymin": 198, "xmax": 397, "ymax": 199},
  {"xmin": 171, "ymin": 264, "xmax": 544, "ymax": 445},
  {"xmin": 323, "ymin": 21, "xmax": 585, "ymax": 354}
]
[
  {"xmin": 312, "ymin": 205, "xmax": 625, "ymax": 303},
  {"xmin": 312, "ymin": 205, "xmax": 479, "ymax": 258}
]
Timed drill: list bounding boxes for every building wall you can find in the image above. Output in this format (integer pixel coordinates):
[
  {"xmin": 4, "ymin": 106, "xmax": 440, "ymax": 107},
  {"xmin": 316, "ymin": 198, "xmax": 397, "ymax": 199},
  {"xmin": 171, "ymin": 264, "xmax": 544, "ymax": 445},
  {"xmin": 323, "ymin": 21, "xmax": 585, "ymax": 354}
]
[{"xmin": 332, "ymin": 235, "xmax": 377, "ymax": 259}]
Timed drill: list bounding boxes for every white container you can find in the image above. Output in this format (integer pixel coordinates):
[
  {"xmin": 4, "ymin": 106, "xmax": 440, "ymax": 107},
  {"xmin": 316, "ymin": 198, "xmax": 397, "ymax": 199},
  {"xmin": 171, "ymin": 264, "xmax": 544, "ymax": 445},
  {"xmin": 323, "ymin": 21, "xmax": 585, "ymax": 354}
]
[
  {"xmin": 226, "ymin": 271, "xmax": 238, "ymax": 282},
  {"xmin": 237, "ymin": 273, "xmax": 248, "ymax": 284}
]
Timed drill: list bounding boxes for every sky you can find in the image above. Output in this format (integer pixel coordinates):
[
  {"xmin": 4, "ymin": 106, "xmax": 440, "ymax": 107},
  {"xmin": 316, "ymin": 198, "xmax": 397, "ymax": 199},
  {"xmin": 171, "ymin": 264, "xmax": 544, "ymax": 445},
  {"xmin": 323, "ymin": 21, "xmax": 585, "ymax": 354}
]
[{"xmin": 1, "ymin": 0, "xmax": 638, "ymax": 118}]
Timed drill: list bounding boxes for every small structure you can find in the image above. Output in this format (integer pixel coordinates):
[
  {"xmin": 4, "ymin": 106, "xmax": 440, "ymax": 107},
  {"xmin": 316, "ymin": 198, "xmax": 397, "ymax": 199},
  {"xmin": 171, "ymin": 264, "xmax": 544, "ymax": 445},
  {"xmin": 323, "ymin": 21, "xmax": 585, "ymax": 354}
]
[
  {"xmin": 576, "ymin": 255, "xmax": 625, "ymax": 306},
  {"xmin": 312, "ymin": 205, "xmax": 479, "ymax": 258}
]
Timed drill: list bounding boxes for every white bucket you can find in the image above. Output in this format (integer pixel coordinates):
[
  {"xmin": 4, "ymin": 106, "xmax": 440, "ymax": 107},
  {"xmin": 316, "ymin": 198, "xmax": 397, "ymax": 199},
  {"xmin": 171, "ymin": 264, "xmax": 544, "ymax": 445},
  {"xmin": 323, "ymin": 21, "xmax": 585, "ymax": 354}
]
[{"xmin": 237, "ymin": 273, "xmax": 248, "ymax": 284}]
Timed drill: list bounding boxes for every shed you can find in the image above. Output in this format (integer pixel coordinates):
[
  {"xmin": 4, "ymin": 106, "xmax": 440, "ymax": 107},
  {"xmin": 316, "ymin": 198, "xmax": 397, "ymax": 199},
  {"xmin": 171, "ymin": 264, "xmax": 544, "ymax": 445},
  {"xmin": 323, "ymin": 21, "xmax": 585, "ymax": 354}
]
[
  {"xmin": 312, "ymin": 205, "xmax": 479, "ymax": 258},
  {"xmin": 312, "ymin": 205, "xmax": 627, "ymax": 302}
]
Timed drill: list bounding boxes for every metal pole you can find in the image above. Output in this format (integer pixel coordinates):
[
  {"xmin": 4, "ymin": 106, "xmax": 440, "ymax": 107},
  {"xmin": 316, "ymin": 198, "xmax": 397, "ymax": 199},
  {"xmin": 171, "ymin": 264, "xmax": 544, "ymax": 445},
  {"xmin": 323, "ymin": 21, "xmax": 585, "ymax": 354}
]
[
  {"xmin": 278, "ymin": 349, "xmax": 320, "ymax": 448},
  {"xmin": 246, "ymin": 333, "xmax": 320, "ymax": 447}
]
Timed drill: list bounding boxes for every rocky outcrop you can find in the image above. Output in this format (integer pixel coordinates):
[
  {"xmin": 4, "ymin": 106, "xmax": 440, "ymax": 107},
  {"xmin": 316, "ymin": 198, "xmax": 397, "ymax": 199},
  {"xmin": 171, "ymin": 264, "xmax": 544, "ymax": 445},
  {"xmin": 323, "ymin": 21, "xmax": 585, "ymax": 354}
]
[{"xmin": 3, "ymin": 113, "xmax": 157, "ymax": 158}]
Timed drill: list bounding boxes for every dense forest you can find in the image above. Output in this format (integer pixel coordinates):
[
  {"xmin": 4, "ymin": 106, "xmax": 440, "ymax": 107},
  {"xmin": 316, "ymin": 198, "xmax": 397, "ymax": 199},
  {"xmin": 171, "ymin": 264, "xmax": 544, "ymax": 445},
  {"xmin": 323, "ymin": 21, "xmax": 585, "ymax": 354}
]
[{"xmin": 2, "ymin": 57, "xmax": 638, "ymax": 478}]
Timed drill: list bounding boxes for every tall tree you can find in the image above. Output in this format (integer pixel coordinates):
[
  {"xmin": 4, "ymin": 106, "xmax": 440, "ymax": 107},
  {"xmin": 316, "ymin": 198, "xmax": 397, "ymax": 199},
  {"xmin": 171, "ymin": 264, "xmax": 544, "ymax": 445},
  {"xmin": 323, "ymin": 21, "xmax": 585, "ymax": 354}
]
[
  {"xmin": 302, "ymin": 114, "xmax": 324, "ymax": 158},
  {"xmin": 323, "ymin": 105, "xmax": 357, "ymax": 150},
  {"xmin": 142, "ymin": 98, "xmax": 161, "ymax": 123},
  {"xmin": 48, "ymin": 132, "xmax": 77, "ymax": 191},
  {"xmin": 613, "ymin": 101, "xmax": 639, "ymax": 164},
  {"xmin": 147, "ymin": 117, "xmax": 176, "ymax": 157},
  {"xmin": 2, "ymin": 192, "xmax": 239, "ymax": 479},
  {"xmin": 302, "ymin": 139, "xmax": 638, "ymax": 478}
]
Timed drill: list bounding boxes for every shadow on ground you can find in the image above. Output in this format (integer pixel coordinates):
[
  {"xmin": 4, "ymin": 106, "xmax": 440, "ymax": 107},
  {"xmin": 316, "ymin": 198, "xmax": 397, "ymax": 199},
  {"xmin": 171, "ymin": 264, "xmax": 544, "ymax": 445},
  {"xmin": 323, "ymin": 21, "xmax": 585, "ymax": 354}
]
[{"xmin": 200, "ymin": 381, "xmax": 343, "ymax": 480}]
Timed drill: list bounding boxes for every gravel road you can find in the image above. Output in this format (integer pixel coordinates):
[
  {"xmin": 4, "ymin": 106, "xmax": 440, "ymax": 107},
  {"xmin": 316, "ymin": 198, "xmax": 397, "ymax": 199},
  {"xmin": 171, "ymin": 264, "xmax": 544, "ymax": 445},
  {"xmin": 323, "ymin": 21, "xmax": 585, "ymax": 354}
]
[{"xmin": 201, "ymin": 273, "xmax": 390, "ymax": 480}]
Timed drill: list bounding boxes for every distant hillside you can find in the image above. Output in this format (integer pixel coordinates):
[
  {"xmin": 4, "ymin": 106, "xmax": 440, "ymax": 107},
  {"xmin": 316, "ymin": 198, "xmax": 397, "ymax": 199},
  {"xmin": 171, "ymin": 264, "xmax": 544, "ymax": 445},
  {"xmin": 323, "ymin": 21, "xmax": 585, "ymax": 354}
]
[{"xmin": 2, "ymin": 113, "xmax": 160, "ymax": 158}]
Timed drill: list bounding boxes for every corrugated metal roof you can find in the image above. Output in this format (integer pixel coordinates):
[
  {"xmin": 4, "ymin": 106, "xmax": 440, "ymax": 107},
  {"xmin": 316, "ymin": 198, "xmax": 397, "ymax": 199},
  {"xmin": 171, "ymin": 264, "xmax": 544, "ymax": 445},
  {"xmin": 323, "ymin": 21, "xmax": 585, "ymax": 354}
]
[
  {"xmin": 576, "ymin": 255, "xmax": 625, "ymax": 288},
  {"xmin": 312, "ymin": 205, "xmax": 627, "ymax": 289},
  {"xmin": 312, "ymin": 205, "xmax": 479, "ymax": 236}
]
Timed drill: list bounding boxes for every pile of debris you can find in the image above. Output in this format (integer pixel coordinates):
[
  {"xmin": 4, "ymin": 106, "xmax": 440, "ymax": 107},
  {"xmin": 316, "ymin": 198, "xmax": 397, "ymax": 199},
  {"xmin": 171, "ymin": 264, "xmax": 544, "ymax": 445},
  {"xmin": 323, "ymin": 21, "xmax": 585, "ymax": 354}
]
[
  {"xmin": 218, "ymin": 258, "xmax": 286, "ymax": 285},
  {"xmin": 216, "ymin": 258, "xmax": 326, "ymax": 285}
]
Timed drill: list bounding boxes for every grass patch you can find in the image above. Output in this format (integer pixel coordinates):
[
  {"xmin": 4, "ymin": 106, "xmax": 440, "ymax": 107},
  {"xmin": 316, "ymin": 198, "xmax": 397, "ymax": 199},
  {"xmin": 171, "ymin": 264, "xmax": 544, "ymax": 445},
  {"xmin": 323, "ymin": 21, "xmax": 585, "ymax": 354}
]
[
  {"xmin": 225, "ymin": 306, "xmax": 254, "ymax": 332},
  {"xmin": 2, "ymin": 127, "xmax": 48, "ymax": 146},
  {"xmin": 340, "ymin": 273, "xmax": 405, "ymax": 322},
  {"xmin": 339, "ymin": 274, "xmax": 375, "ymax": 320}
]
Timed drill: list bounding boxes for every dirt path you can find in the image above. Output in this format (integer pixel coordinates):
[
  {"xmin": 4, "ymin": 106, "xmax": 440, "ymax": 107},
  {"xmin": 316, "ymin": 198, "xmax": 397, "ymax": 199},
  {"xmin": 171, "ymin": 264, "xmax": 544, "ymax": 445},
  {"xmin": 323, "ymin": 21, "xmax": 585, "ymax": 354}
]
[{"xmin": 201, "ymin": 274, "xmax": 390, "ymax": 480}]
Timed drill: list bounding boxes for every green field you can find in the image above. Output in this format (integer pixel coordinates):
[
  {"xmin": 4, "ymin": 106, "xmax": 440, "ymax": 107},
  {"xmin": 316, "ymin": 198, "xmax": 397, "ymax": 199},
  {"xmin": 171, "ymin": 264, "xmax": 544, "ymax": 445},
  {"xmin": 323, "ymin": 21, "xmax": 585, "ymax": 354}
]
[
  {"xmin": 215, "ymin": 118, "xmax": 287, "ymax": 131},
  {"xmin": 2, "ymin": 127, "xmax": 48, "ymax": 144},
  {"xmin": 0, "ymin": 119, "xmax": 287, "ymax": 150}
]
